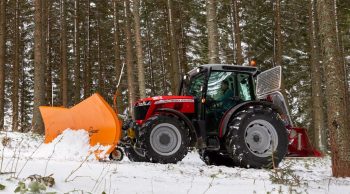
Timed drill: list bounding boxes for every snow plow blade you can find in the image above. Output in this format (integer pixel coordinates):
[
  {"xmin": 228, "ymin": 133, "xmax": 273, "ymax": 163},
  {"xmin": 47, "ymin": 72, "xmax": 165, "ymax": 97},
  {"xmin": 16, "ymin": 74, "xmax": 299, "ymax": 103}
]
[{"xmin": 39, "ymin": 93, "xmax": 121, "ymax": 159}]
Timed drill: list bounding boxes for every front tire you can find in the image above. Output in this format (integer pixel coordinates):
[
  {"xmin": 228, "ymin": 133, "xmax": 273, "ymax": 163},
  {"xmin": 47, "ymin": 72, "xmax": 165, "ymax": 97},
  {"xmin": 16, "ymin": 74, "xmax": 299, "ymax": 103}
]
[
  {"xmin": 109, "ymin": 147, "xmax": 124, "ymax": 161},
  {"xmin": 225, "ymin": 105, "xmax": 288, "ymax": 168},
  {"xmin": 124, "ymin": 146, "xmax": 149, "ymax": 162},
  {"xmin": 140, "ymin": 115, "xmax": 189, "ymax": 164}
]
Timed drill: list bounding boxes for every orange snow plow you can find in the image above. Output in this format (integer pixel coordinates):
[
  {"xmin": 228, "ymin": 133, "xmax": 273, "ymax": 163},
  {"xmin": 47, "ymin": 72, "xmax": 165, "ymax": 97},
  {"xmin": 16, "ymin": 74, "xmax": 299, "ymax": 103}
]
[{"xmin": 39, "ymin": 93, "xmax": 122, "ymax": 160}]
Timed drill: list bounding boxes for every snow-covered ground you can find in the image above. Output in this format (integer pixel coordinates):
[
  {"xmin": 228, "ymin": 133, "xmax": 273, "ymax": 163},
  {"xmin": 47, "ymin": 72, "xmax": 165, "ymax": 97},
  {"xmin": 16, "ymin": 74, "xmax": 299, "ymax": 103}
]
[{"xmin": 1, "ymin": 130, "xmax": 350, "ymax": 194}]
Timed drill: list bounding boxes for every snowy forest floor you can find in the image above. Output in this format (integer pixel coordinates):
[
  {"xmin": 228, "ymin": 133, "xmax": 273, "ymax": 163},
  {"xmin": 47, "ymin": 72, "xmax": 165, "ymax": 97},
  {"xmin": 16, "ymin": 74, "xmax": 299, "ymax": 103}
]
[{"xmin": 0, "ymin": 131, "xmax": 350, "ymax": 194}]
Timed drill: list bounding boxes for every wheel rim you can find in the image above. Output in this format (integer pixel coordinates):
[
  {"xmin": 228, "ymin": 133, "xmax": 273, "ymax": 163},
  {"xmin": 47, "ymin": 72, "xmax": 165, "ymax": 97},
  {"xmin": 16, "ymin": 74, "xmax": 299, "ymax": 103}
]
[
  {"xmin": 150, "ymin": 123, "xmax": 182, "ymax": 156},
  {"xmin": 133, "ymin": 147, "xmax": 145, "ymax": 157},
  {"xmin": 111, "ymin": 149, "xmax": 122, "ymax": 160},
  {"xmin": 244, "ymin": 119, "xmax": 278, "ymax": 157}
]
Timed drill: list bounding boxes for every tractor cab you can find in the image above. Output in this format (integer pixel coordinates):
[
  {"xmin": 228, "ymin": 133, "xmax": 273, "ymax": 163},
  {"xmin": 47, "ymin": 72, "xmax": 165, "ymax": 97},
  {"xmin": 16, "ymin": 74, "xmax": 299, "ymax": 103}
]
[{"xmin": 181, "ymin": 64, "xmax": 259, "ymax": 134}]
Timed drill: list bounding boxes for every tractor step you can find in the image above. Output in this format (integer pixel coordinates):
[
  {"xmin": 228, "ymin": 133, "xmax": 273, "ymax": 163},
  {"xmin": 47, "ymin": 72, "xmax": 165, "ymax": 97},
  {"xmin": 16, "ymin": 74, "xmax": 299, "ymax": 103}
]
[{"xmin": 206, "ymin": 136, "xmax": 220, "ymax": 151}]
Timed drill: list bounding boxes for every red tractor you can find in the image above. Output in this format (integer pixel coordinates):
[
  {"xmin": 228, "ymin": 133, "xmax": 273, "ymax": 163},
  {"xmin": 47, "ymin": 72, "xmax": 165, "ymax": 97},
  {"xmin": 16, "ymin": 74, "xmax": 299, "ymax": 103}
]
[{"xmin": 121, "ymin": 64, "xmax": 320, "ymax": 168}]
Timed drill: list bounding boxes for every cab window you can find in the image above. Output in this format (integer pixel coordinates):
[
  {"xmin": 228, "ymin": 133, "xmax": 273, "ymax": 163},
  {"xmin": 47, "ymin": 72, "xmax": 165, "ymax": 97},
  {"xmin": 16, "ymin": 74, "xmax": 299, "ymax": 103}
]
[
  {"xmin": 237, "ymin": 73, "xmax": 253, "ymax": 101},
  {"xmin": 188, "ymin": 73, "xmax": 205, "ymax": 98}
]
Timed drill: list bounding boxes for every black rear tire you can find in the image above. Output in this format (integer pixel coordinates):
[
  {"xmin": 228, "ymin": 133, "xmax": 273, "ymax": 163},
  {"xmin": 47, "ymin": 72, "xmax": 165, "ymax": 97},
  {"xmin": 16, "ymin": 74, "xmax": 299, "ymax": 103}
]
[
  {"xmin": 124, "ymin": 146, "xmax": 149, "ymax": 162},
  {"xmin": 225, "ymin": 105, "xmax": 288, "ymax": 168},
  {"xmin": 140, "ymin": 115, "xmax": 189, "ymax": 164}
]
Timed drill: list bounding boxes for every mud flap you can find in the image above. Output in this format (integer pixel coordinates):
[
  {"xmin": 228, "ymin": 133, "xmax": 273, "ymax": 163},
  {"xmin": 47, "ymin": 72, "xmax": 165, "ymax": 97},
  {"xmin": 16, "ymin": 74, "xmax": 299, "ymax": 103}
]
[{"xmin": 39, "ymin": 93, "xmax": 122, "ymax": 159}]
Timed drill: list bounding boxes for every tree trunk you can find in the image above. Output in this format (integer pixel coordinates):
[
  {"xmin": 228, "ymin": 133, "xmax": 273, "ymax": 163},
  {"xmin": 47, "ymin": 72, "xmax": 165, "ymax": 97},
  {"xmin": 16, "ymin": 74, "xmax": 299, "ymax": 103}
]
[
  {"xmin": 228, "ymin": 4, "xmax": 236, "ymax": 64},
  {"xmin": 333, "ymin": 0, "xmax": 350, "ymax": 127},
  {"xmin": 164, "ymin": 8, "xmax": 171, "ymax": 95},
  {"xmin": 221, "ymin": 32, "xmax": 232, "ymax": 64},
  {"xmin": 232, "ymin": 0, "xmax": 243, "ymax": 65},
  {"xmin": 160, "ymin": 39, "xmax": 167, "ymax": 95},
  {"xmin": 274, "ymin": 0, "xmax": 283, "ymax": 66},
  {"xmin": 0, "ymin": 0, "xmax": 5, "ymax": 130},
  {"xmin": 317, "ymin": 0, "xmax": 350, "ymax": 177},
  {"xmin": 84, "ymin": 0, "xmax": 91, "ymax": 98},
  {"xmin": 274, "ymin": 0, "xmax": 289, "ymax": 105},
  {"xmin": 20, "ymin": 61, "xmax": 25, "ymax": 132},
  {"xmin": 132, "ymin": 0, "xmax": 146, "ymax": 98},
  {"xmin": 41, "ymin": 0, "xmax": 47, "ymax": 106},
  {"xmin": 45, "ymin": 1, "xmax": 52, "ymax": 106},
  {"xmin": 206, "ymin": 0, "xmax": 219, "ymax": 64},
  {"xmin": 145, "ymin": 15, "xmax": 155, "ymax": 96},
  {"xmin": 308, "ymin": 0, "xmax": 327, "ymax": 152},
  {"xmin": 124, "ymin": 0, "xmax": 136, "ymax": 117},
  {"xmin": 12, "ymin": 0, "xmax": 20, "ymax": 131},
  {"xmin": 114, "ymin": 0, "xmax": 121, "ymax": 82},
  {"xmin": 114, "ymin": 0, "xmax": 121, "ymax": 83},
  {"xmin": 32, "ymin": 0, "xmax": 45, "ymax": 134},
  {"xmin": 60, "ymin": 0, "xmax": 68, "ymax": 107},
  {"xmin": 114, "ymin": 0, "xmax": 123, "ymax": 112},
  {"xmin": 179, "ymin": 16, "xmax": 189, "ymax": 73},
  {"xmin": 96, "ymin": 6, "xmax": 104, "ymax": 97},
  {"xmin": 73, "ymin": 0, "xmax": 80, "ymax": 104},
  {"xmin": 167, "ymin": 0, "xmax": 180, "ymax": 95}
]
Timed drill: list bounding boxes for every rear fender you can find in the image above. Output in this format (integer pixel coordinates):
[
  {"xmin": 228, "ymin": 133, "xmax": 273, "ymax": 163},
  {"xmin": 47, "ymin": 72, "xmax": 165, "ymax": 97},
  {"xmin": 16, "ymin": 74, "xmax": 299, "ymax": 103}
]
[{"xmin": 219, "ymin": 101, "xmax": 284, "ymax": 137}]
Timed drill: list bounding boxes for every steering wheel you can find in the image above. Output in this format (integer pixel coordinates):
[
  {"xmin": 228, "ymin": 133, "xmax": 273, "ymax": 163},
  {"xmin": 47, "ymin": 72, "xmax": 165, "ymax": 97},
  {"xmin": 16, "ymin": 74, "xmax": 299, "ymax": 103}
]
[{"xmin": 205, "ymin": 96, "xmax": 221, "ymax": 110}]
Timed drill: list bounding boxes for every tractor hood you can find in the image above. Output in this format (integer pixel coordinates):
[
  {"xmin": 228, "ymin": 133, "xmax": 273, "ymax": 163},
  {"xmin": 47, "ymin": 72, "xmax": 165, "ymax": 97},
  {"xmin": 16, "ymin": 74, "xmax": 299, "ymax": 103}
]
[{"xmin": 134, "ymin": 96, "xmax": 195, "ymax": 122}]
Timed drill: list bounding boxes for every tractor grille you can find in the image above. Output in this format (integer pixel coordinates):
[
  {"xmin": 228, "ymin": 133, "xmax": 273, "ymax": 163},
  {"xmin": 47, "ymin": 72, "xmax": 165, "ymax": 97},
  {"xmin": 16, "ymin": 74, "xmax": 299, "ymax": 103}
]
[{"xmin": 134, "ymin": 105, "xmax": 150, "ymax": 120}]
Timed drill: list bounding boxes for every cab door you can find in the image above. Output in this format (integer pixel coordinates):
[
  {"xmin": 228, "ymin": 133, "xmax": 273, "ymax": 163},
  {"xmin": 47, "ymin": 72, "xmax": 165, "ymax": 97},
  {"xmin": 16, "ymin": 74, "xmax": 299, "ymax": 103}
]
[
  {"xmin": 205, "ymin": 71, "xmax": 255, "ymax": 133},
  {"xmin": 204, "ymin": 71, "xmax": 236, "ymax": 133}
]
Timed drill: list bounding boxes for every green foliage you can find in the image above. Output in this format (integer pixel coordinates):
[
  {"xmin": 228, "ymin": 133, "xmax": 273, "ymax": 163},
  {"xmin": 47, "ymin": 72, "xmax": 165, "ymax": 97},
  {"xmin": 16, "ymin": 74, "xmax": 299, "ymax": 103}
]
[
  {"xmin": 268, "ymin": 149, "xmax": 304, "ymax": 187},
  {"xmin": 14, "ymin": 181, "xmax": 56, "ymax": 194},
  {"xmin": 28, "ymin": 181, "xmax": 46, "ymax": 193},
  {"xmin": 14, "ymin": 181, "xmax": 28, "ymax": 194},
  {"xmin": 0, "ymin": 183, "xmax": 5, "ymax": 190},
  {"xmin": 14, "ymin": 180, "xmax": 55, "ymax": 194},
  {"xmin": 269, "ymin": 164, "xmax": 303, "ymax": 187}
]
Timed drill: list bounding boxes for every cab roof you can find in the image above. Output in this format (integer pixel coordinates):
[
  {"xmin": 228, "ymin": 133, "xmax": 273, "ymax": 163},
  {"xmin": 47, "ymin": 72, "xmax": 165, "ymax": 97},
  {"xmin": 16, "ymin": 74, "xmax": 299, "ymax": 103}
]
[{"xmin": 188, "ymin": 64, "xmax": 258, "ymax": 76}]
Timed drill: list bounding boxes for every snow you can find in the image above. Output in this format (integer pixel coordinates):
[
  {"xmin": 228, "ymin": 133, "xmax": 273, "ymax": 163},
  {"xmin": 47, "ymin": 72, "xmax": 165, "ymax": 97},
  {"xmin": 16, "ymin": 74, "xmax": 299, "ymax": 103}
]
[
  {"xmin": 345, "ymin": 56, "xmax": 350, "ymax": 62},
  {"xmin": 1, "ymin": 130, "xmax": 110, "ymax": 162},
  {"xmin": 34, "ymin": 129, "xmax": 113, "ymax": 162},
  {"xmin": 1, "ymin": 131, "xmax": 350, "ymax": 194}
]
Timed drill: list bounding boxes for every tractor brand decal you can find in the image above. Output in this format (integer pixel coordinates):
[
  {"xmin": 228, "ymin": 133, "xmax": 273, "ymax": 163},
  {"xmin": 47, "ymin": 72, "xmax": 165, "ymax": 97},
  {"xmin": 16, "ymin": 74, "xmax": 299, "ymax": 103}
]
[{"xmin": 154, "ymin": 99, "xmax": 194, "ymax": 104}]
